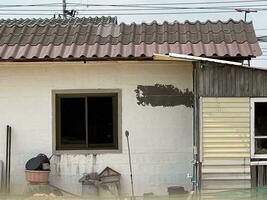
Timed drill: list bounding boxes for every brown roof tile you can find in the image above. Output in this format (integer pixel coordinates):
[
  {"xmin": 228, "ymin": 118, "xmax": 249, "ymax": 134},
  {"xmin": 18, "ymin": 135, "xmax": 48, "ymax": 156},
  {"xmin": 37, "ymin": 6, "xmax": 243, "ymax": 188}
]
[
  {"xmin": 0, "ymin": 16, "xmax": 117, "ymax": 26},
  {"xmin": 0, "ymin": 18, "xmax": 262, "ymax": 60}
]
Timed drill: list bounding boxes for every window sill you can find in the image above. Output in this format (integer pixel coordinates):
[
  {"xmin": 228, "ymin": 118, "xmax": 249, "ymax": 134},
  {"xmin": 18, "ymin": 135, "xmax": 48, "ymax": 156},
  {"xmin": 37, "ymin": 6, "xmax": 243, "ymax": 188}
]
[
  {"xmin": 53, "ymin": 148, "xmax": 122, "ymax": 155},
  {"xmin": 252, "ymin": 154, "xmax": 267, "ymax": 159},
  {"xmin": 251, "ymin": 160, "xmax": 267, "ymax": 165}
]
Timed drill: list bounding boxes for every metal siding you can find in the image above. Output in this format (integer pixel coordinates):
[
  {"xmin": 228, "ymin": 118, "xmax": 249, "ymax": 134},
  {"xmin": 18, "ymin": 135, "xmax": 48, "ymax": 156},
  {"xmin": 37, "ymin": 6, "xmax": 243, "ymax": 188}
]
[
  {"xmin": 201, "ymin": 97, "xmax": 251, "ymax": 191},
  {"xmin": 198, "ymin": 63, "xmax": 267, "ymax": 97}
]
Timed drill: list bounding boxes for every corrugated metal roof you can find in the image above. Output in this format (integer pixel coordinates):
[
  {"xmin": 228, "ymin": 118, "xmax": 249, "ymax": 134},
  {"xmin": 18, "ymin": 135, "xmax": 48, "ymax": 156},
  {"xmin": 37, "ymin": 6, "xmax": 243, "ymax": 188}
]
[{"xmin": 0, "ymin": 18, "xmax": 262, "ymax": 60}]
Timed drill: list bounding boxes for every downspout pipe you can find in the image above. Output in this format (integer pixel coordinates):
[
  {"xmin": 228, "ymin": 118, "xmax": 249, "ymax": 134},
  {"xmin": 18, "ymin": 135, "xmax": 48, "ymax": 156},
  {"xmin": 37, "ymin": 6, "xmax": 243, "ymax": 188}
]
[
  {"xmin": 0, "ymin": 160, "xmax": 3, "ymax": 193},
  {"xmin": 5, "ymin": 125, "xmax": 11, "ymax": 193},
  {"xmin": 192, "ymin": 62, "xmax": 200, "ymax": 192}
]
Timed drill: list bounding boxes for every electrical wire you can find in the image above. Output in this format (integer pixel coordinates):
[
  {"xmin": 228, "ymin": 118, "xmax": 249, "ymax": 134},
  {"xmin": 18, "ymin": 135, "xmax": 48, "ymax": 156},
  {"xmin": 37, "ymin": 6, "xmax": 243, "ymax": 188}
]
[
  {"xmin": 0, "ymin": 11, "xmax": 240, "ymax": 16},
  {"xmin": 66, "ymin": 0, "xmax": 267, "ymax": 6},
  {"xmin": 66, "ymin": 2, "xmax": 267, "ymax": 9},
  {"xmin": 1, "ymin": 0, "xmax": 267, "ymax": 8},
  {"xmin": 0, "ymin": 1, "xmax": 266, "ymax": 17},
  {"xmin": 1, "ymin": 9, "xmax": 266, "ymax": 16},
  {"xmin": 1, "ymin": 4, "xmax": 267, "ymax": 12}
]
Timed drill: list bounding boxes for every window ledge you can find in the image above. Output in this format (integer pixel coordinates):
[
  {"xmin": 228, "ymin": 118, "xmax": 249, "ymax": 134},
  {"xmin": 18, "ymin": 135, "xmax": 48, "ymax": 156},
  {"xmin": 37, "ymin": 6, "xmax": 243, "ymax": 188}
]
[
  {"xmin": 53, "ymin": 148, "xmax": 122, "ymax": 155},
  {"xmin": 251, "ymin": 160, "xmax": 267, "ymax": 165},
  {"xmin": 252, "ymin": 154, "xmax": 267, "ymax": 159}
]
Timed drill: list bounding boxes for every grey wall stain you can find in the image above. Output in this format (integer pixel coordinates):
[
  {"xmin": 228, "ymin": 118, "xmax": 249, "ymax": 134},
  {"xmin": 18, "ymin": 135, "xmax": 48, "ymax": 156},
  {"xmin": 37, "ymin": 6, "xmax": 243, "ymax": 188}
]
[{"xmin": 134, "ymin": 84, "xmax": 194, "ymax": 107}]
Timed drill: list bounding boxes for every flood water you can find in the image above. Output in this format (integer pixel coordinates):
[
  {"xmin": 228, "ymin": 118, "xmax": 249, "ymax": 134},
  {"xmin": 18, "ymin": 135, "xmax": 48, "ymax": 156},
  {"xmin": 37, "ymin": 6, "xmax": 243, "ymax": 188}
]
[{"xmin": 1, "ymin": 187, "xmax": 267, "ymax": 200}]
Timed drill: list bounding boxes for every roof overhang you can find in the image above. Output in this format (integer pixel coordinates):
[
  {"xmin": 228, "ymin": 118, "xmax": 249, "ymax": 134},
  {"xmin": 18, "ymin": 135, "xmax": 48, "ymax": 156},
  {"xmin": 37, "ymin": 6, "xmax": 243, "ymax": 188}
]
[
  {"xmin": 153, "ymin": 53, "xmax": 267, "ymax": 71},
  {"xmin": 153, "ymin": 53, "xmax": 242, "ymax": 66}
]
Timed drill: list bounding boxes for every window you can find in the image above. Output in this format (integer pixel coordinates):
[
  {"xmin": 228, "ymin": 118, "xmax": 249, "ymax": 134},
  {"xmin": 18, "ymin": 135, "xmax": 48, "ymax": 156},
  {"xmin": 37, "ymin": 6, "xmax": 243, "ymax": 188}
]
[
  {"xmin": 54, "ymin": 90, "xmax": 121, "ymax": 152},
  {"xmin": 251, "ymin": 98, "xmax": 267, "ymax": 158}
]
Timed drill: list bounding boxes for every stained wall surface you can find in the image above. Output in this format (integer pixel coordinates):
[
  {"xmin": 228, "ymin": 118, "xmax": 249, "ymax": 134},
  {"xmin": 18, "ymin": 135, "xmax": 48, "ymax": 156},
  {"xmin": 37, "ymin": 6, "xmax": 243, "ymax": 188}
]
[{"xmin": 0, "ymin": 60, "xmax": 193, "ymax": 196}]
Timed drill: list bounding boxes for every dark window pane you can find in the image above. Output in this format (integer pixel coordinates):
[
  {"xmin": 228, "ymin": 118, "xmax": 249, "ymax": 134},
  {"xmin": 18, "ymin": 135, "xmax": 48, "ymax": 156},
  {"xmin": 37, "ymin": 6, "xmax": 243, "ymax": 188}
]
[
  {"xmin": 255, "ymin": 138, "xmax": 267, "ymax": 154},
  {"xmin": 60, "ymin": 97, "xmax": 86, "ymax": 144},
  {"xmin": 87, "ymin": 97, "xmax": 113, "ymax": 146},
  {"xmin": 255, "ymin": 102, "xmax": 267, "ymax": 136}
]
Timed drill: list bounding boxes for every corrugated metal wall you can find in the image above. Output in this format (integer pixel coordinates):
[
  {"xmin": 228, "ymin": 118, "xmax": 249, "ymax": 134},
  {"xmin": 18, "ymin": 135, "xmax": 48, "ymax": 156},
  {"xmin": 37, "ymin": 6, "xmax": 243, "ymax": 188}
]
[
  {"xmin": 251, "ymin": 165, "xmax": 267, "ymax": 187},
  {"xmin": 198, "ymin": 63, "xmax": 267, "ymax": 97},
  {"xmin": 201, "ymin": 97, "xmax": 251, "ymax": 191}
]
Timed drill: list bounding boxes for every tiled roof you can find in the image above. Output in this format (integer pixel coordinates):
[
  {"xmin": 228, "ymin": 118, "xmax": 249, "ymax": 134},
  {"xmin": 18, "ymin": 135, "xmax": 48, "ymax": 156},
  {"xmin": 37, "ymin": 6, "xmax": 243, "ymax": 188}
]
[
  {"xmin": 0, "ymin": 18, "xmax": 262, "ymax": 60},
  {"xmin": 0, "ymin": 16, "xmax": 118, "ymax": 26}
]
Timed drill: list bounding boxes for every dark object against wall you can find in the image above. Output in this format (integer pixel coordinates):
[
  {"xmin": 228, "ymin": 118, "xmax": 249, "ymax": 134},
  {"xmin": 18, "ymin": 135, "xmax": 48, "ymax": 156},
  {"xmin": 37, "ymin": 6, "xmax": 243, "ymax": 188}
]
[
  {"xmin": 251, "ymin": 165, "xmax": 267, "ymax": 187},
  {"xmin": 135, "ymin": 84, "xmax": 193, "ymax": 108},
  {"xmin": 25, "ymin": 154, "xmax": 50, "ymax": 171}
]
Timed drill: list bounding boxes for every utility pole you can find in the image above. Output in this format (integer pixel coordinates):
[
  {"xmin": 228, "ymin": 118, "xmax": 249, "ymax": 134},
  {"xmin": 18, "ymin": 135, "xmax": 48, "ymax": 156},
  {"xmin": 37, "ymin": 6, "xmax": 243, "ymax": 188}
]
[
  {"xmin": 62, "ymin": 0, "xmax": 67, "ymax": 19},
  {"xmin": 235, "ymin": 8, "xmax": 257, "ymax": 22},
  {"xmin": 235, "ymin": 8, "xmax": 258, "ymax": 67},
  {"xmin": 60, "ymin": 0, "xmax": 77, "ymax": 18}
]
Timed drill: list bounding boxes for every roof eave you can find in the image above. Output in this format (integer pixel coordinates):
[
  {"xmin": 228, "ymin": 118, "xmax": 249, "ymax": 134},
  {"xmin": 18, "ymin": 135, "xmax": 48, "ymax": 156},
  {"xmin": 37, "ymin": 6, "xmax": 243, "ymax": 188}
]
[{"xmin": 0, "ymin": 56, "xmax": 153, "ymax": 62}]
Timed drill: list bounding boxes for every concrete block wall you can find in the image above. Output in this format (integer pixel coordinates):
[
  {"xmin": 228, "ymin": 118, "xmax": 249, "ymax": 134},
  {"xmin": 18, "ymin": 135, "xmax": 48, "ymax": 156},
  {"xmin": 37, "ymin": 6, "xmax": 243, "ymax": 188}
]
[{"xmin": 0, "ymin": 61, "xmax": 193, "ymax": 196}]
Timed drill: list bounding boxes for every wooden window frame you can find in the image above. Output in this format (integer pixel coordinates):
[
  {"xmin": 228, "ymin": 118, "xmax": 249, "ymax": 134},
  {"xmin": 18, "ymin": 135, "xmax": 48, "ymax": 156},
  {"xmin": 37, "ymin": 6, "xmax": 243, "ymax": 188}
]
[
  {"xmin": 52, "ymin": 89, "xmax": 122, "ymax": 154},
  {"xmin": 251, "ymin": 98, "xmax": 267, "ymax": 159}
]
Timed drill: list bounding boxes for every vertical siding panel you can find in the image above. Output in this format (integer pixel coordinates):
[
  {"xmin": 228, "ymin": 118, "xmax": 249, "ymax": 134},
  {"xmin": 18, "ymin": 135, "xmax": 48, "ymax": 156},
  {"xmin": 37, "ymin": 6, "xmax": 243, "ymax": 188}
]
[
  {"xmin": 257, "ymin": 70, "xmax": 262, "ymax": 96},
  {"xmin": 230, "ymin": 67, "xmax": 235, "ymax": 96},
  {"xmin": 227, "ymin": 67, "xmax": 232, "ymax": 96},
  {"xmin": 219, "ymin": 66, "xmax": 227, "ymax": 97},
  {"xmin": 199, "ymin": 63, "xmax": 267, "ymax": 97},
  {"xmin": 265, "ymin": 72, "xmax": 267, "ymax": 96},
  {"xmin": 235, "ymin": 68, "xmax": 241, "ymax": 96},
  {"xmin": 198, "ymin": 66, "xmax": 204, "ymax": 97},
  {"xmin": 249, "ymin": 69, "xmax": 254, "ymax": 96},
  {"xmin": 258, "ymin": 166, "xmax": 264, "ymax": 186},
  {"xmin": 244, "ymin": 69, "xmax": 250, "ymax": 96},
  {"xmin": 263, "ymin": 71, "xmax": 267, "ymax": 96},
  {"xmin": 251, "ymin": 165, "xmax": 257, "ymax": 188},
  {"xmin": 259, "ymin": 71, "xmax": 264, "ymax": 96},
  {"xmin": 218, "ymin": 66, "xmax": 224, "ymax": 96},
  {"xmin": 253, "ymin": 70, "xmax": 258, "ymax": 96},
  {"xmin": 226, "ymin": 67, "xmax": 231, "ymax": 96},
  {"xmin": 260, "ymin": 71, "xmax": 265, "ymax": 96},
  {"xmin": 205, "ymin": 66, "xmax": 210, "ymax": 96},
  {"xmin": 213, "ymin": 66, "xmax": 219, "ymax": 96},
  {"xmin": 209, "ymin": 66, "xmax": 214, "ymax": 96},
  {"xmin": 198, "ymin": 64, "xmax": 267, "ymax": 97},
  {"xmin": 239, "ymin": 68, "xmax": 245, "ymax": 96}
]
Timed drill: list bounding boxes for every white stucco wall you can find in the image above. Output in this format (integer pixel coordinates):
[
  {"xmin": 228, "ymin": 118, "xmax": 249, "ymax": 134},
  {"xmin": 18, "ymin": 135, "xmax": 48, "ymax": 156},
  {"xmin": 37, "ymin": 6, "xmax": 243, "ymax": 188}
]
[{"xmin": 0, "ymin": 60, "xmax": 193, "ymax": 196}]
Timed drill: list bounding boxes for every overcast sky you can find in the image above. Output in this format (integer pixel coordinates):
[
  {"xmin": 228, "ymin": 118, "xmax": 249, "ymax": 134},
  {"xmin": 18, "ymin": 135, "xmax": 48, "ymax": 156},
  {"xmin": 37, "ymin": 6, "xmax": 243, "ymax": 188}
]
[{"xmin": 0, "ymin": 0, "xmax": 266, "ymax": 66}]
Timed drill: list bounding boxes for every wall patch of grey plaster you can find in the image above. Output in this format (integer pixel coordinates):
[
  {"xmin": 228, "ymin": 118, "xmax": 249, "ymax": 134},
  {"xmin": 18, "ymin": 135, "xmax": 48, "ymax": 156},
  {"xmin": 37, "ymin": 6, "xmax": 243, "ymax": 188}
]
[{"xmin": 134, "ymin": 84, "xmax": 193, "ymax": 107}]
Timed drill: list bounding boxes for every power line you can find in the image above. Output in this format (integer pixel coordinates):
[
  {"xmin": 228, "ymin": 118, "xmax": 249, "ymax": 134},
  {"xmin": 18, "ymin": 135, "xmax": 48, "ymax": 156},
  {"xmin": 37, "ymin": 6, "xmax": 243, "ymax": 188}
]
[
  {"xmin": 0, "ymin": 10, "xmax": 261, "ymax": 16},
  {"xmin": 1, "ymin": 0, "xmax": 267, "ymax": 8},
  {"xmin": 258, "ymin": 36, "xmax": 267, "ymax": 42},
  {"xmin": 1, "ymin": 0, "xmax": 267, "ymax": 16},
  {"xmin": 65, "ymin": 0, "xmax": 267, "ymax": 6},
  {"xmin": 0, "ymin": 7, "xmax": 267, "ymax": 14},
  {"xmin": 67, "ymin": 3, "xmax": 267, "ymax": 10},
  {"xmin": 0, "ymin": 3, "xmax": 62, "ymax": 7},
  {"xmin": 1, "ymin": 4, "xmax": 267, "ymax": 12}
]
